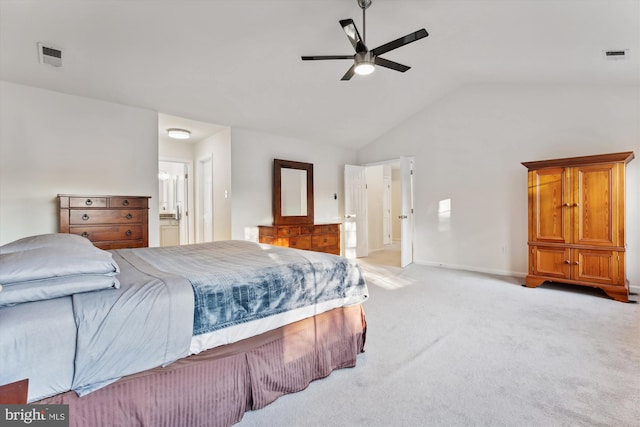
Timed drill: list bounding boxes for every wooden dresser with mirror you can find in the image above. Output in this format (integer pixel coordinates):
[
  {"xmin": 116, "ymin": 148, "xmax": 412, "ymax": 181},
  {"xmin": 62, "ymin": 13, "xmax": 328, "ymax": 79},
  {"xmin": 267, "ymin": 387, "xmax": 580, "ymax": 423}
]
[{"xmin": 258, "ymin": 159, "xmax": 341, "ymax": 255}]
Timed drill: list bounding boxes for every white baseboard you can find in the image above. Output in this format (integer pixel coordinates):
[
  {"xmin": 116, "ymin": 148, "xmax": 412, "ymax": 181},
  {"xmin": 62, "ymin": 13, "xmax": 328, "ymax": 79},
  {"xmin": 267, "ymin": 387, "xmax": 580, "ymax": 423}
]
[
  {"xmin": 414, "ymin": 259, "xmax": 640, "ymax": 295},
  {"xmin": 414, "ymin": 260, "xmax": 527, "ymax": 279}
]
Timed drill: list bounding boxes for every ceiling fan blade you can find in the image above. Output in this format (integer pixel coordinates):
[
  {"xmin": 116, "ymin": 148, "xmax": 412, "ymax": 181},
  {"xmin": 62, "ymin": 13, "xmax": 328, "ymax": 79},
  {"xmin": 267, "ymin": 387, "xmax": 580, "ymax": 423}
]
[
  {"xmin": 301, "ymin": 55, "xmax": 354, "ymax": 61},
  {"xmin": 341, "ymin": 64, "xmax": 357, "ymax": 81},
  {"xmin": 339, "ymin": 19, "xmax": 367, "ymax": 53},
  {"xmin": 371, "ymin": 28, "xmax": 428, "ymax": 56},
  {"xmin": 374, "ymin": 57, "xmax": 411, "ymax": 72}
]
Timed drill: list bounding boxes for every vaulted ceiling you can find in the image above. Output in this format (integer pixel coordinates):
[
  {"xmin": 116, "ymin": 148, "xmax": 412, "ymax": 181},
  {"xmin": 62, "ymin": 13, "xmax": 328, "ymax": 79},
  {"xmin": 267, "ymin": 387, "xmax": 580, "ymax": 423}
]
[{"xmin": 1, "ymin": 0, "xmax": 638, "ymax": 149}]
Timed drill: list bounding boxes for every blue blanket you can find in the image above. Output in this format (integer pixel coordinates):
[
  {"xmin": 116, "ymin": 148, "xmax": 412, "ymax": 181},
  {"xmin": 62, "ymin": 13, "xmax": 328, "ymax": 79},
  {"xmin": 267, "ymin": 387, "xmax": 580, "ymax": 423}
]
[{"xmin": 129, "ymin": 240, "xmax": 368, "ymax": 336}]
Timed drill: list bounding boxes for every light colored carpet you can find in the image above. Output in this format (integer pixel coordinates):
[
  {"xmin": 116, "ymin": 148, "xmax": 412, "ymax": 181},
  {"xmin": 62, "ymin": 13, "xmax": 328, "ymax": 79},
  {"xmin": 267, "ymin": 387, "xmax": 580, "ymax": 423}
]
[{"xmin": 238, "ymin": 252, "xmax": 640, "ymax": 427}]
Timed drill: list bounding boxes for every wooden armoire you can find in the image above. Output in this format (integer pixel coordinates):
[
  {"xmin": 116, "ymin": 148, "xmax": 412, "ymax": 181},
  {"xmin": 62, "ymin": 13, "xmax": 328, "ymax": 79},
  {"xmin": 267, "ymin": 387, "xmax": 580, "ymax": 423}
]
[{"xmin": 521, "ymin": 152, "xmax": 634, "ymax": 302}]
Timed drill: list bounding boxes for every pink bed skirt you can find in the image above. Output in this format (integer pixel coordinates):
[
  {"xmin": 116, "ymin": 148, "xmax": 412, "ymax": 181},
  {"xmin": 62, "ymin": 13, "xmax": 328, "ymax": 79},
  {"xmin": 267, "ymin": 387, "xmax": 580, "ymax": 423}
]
[{"xmin": 37, "ymin": 305, "xmax": 367, "ymax": 427}]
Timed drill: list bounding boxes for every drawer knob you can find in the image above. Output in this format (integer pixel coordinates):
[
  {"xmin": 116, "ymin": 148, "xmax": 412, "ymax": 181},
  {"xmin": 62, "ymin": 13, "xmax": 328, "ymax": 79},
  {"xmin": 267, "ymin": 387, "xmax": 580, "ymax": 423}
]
[
  {"xmin": 122, "ymin": 199, "xmax": 130, "ymax": 206},
  {"xmin": 126, "ymin": 230, "xmax": 132, "ymax": 236},
  {"xmin": 85, "ymin": 199, "xmax": 93, "ymax": 206},
  {"xmin": 126, "ymin": 213, "xmax": 133, "ymax": 219},
  {"xmin": 82, "ymin": 214, "xmax": 90, "ymax": 221},
  {"xmin": 81, "ymin": 232, "xmax": 89, "ymax": 238}
]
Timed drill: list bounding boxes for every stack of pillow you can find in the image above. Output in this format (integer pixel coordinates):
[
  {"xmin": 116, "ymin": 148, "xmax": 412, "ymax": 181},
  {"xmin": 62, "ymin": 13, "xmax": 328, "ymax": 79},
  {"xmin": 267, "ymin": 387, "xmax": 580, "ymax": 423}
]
[{"xmin": 0, "ymin": 233, "xmax": 120, "ymax": 306}]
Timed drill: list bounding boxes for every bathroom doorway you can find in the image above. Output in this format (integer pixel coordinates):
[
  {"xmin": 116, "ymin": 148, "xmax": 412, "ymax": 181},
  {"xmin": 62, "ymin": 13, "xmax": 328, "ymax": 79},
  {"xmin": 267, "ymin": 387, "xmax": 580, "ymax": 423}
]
[{"xmin": 158, "ymin": 160, "xmax": 191, "ymax": 246}]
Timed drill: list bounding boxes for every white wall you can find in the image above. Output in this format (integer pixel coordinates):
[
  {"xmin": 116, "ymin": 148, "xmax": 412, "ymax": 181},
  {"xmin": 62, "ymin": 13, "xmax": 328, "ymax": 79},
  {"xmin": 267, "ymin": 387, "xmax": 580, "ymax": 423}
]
[
  {"xmin": 230, "ymin": 127, "xmax": 357, "ymax": 241},
  {"xmin": 0, "ymin": 81, "xmax": 160, "ymax": 246},
  {"xmin": 357, "ymin": 84, "xmax": 640, "ymax": 285}
]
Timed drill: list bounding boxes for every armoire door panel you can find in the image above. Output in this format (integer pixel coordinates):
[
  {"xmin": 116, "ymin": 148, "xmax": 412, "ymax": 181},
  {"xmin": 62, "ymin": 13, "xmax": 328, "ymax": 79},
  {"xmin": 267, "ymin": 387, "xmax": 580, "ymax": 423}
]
[
  {"xmin": 532, "ymin": 246, "xmax": 570, "ymax": 279},
  {"xmin": 573, "ymin": 249, "xmax": 619, "ymax": 286},
  {"xmin": 530, "ymin": 167, "xmax": 568, "ymax": 243},
  {"xmin": 572, "ymin": 164, "xmax": 618, "ymax": 247}
]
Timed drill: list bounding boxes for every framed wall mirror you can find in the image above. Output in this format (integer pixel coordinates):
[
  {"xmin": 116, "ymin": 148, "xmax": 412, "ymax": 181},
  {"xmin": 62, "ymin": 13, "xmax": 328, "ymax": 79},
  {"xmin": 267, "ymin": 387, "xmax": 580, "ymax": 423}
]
[{"xmin": 273, "ymin": 159, "xmax": 314, "ymax": 225}]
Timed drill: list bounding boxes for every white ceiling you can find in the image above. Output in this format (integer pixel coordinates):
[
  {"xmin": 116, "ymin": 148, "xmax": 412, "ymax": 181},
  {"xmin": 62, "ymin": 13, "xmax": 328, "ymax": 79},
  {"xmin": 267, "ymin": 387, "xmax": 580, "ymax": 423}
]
[{"xmin": 1, "ymin": 0, "xmax": 638, "ymax": 150}]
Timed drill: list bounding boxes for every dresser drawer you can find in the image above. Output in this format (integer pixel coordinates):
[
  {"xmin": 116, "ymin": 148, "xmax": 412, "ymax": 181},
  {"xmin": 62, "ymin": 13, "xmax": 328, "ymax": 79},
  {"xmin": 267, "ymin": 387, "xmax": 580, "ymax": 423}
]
[
  {"xmin": 300, "ymin": 225, "xmax": 315, "ymax": 234},
  {"xmin": 276, "ymin": 226, "xmax": 301, "ymax": 237},
  {"xmin": 312, "ymin": 234, "xmax": 338, "ymax": 248},
  {"xmin": 69, "ymin": 197, "xmax": 107, "ymax": 208},
  {"xmin": 313, "ymin": 224, "xmax": 340, "ymax": 234},
  {"xmin": 109, "ymin": 196, "xmax": 148, "ymax": 208},
  {"xmin": 70, "ymin": 225, "xmax": 143, "ymax": 242},
  {"xmin": 288, "ymin": 236, "xmax": 312, "ymax": 250},
  {"xmin": 70, "ymin": 209, "xmax": 143, "ymax": 225}
]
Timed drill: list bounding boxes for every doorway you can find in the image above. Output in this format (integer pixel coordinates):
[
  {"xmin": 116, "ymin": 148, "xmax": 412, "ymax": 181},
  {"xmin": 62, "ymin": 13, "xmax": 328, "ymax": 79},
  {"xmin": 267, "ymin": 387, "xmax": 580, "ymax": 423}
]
[
  {"xmin": 344, "ymin": 157, "xmax": 414, "ymax": 267},
  {"xmin": 158, "ymin": 160, "xmax": 192, "ymax": 246},
  {"xmin": 158, "ymin": 113, "xmax": 232, "ymax": 246}
]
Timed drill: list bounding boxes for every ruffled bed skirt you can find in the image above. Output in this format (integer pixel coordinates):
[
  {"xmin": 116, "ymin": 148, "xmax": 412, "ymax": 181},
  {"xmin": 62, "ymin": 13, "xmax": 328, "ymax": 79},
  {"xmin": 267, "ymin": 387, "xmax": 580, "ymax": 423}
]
[{"xmin": 37, "ymin": 305, "xmax": 366, "ymax": 427}]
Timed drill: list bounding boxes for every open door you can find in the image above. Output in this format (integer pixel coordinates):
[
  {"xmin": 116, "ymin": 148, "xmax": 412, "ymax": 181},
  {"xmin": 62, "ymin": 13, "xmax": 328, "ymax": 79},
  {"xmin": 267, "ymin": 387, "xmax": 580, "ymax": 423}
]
[
  {"xmin": 344, "ymin": 164, "xmax": 368, "ymax": 258},
  {"xmin": 400, "ymin": 156, "xmax": 414, "ymax": 267}
]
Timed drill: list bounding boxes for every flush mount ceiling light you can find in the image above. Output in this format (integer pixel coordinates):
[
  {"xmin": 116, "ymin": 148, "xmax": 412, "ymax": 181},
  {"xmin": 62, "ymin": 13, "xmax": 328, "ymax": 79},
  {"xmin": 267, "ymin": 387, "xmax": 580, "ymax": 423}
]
[{"xmin": 167, "ymin": 128, "xmax": 191, "ymax": 139}]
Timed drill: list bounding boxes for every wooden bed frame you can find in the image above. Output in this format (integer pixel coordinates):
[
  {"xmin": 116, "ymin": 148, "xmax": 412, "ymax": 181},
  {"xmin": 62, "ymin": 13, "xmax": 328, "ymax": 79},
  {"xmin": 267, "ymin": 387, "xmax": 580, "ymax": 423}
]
[{"xmin": 36, "ymin": 305, "xmax": 366, "ymax": 427}]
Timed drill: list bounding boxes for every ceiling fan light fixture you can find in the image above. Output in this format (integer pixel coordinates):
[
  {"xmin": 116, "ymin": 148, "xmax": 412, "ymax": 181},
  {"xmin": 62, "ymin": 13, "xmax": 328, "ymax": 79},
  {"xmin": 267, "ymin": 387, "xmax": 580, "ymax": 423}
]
[
  {"xmin": 167, "ymin": 128, "xmax": 191, "ymax": 139},
  {"xmin": 354, "ymin": 62, "xmax": 375, "ymax": 75}
]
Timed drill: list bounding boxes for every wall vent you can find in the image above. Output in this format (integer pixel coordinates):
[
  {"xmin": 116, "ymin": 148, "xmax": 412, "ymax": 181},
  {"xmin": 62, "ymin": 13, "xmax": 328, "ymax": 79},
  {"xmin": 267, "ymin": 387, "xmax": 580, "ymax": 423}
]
[
  {"xmin": 603, "ymin": 49, "xmax": 629, "ymax": 60},
  {"xmin": 38, "ymin": 43, "xmax": 62, "ymax": 67}
]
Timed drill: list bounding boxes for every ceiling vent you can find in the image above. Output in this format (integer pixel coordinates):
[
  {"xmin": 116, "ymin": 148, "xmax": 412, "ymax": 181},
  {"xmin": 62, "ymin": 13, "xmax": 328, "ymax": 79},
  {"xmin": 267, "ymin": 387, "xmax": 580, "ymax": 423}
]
[
  {"xmin": 38, "ymin": 43, "xmax": 62, "ymax": 67},
  {"xmin": 603, "ymin": 49, "xmax": 629, "ymax": 60}
]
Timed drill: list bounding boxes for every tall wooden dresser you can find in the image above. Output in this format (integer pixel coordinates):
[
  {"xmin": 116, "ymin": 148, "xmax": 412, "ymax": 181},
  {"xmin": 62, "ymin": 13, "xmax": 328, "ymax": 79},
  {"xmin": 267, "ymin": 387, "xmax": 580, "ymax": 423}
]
[
  {"xmin": 58, "ymin": 194, "xmax": 150, "ymax": 250},
  {"xmin": 258, "ymin": 224, "xmax": 340, "ymax": 255},
  {"xmin": 521, "ymin": 152, "xmax": 634, "ymax": 302}
]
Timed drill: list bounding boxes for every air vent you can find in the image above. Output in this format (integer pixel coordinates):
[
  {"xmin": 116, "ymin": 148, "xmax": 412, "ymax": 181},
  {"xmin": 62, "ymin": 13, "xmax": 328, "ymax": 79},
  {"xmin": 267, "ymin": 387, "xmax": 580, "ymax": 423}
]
[
  {"xmin": 38, "ymin": 43, "xmax": 62, "ymax": 67},
  {"xmin": 603, "ymin": 49, "xmax": 629, "ymax": 60}
]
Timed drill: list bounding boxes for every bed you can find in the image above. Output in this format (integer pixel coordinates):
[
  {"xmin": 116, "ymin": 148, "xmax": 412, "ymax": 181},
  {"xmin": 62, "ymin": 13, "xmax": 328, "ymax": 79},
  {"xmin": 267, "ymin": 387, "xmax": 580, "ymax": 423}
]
[{"xmin": 0, "ymin": 234, "xmax": 368, "ymax": 426}]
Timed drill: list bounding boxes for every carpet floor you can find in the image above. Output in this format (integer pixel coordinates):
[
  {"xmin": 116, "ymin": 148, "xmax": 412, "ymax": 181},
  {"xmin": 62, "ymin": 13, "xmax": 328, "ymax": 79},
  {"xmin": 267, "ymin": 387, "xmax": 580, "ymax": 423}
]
[{"xmin": 238, "ymin": 253, "xmax": 640, "ymax": 426}]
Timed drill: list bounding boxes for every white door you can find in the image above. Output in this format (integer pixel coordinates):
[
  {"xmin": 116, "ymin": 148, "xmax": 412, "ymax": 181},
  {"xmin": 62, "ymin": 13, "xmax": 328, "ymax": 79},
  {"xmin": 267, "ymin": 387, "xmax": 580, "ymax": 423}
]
[
  {"xmin": 400, "ymin": 156, "xmax": 414, "ymax": 267},
  {"xmin": 344, "ymin": 164, "xmax": 368, "ymax": 258},
  {"xmin": 199, "ymin": 156, "xmax": 214, "ymax": 243},
  {"xmin": 176, "ymin": 164, "xmax": 189, "ymax": 244},
  {"xmin": 383, "ymin": 174, "xmax": 392, "ymax": 245}
]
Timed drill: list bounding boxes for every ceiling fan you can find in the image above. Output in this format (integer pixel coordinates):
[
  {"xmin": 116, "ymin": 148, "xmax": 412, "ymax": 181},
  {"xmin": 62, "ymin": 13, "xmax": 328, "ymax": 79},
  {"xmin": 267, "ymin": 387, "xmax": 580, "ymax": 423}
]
[{"xmin": 301, "ymin": 0, "xmax": 428, "ymax": 80}]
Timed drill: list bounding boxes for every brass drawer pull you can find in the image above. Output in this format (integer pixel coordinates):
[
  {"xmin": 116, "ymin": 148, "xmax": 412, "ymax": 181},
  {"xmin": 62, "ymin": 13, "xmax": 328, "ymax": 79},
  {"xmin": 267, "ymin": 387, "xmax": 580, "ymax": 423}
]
[
  {"xmin": 85, "ymin": 199, "xmax": 93, "ymax": 206},
  {"xmin": 126, "ymin": 213, "xmax": 133, "ymax": 219},
  {"xmin": 122, "ymin": 199, "xmax": 129, "ymax": 206},
  {"xmin": 126, "ymin": 230, "xmax": 132, "ymax": 236},
  {"xmin": 81, "ymin": 232, "xmax": 89, "ymax": 238},
  {"xmin": 82, "ymin": 214, "xmax": 90, "ymax": 221}
]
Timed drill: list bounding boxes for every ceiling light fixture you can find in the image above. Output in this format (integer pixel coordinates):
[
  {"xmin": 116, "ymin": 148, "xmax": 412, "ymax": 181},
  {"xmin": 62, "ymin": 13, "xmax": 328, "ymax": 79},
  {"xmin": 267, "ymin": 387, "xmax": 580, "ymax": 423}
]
[
  {"xmin": 167, "ymin": 128, "xmax": 191, "ymax": 139},
  {"xmin": 354, "ymin": 51, "xmax": 375, "ymax": 76},
  {"xmin": 354, "ymin": 62, "xmax": 375, "ymax": 75}
]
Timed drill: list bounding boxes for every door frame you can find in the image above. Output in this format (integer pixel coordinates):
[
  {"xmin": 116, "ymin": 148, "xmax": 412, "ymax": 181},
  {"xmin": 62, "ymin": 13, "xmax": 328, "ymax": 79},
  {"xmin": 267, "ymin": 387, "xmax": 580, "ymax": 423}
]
[{"xmin": 159, "ymin": 157, "xmax": 194, "ymax": 245}]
